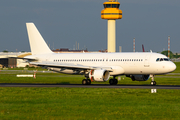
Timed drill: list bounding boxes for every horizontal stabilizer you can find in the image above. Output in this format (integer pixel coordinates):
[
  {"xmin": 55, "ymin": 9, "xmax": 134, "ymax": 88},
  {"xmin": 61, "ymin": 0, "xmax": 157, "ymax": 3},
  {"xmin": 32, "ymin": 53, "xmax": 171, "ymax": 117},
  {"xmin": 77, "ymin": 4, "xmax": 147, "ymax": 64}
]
[{"xmin": 9, "ymin": 57, "xmax": 37, "ymax": 61}]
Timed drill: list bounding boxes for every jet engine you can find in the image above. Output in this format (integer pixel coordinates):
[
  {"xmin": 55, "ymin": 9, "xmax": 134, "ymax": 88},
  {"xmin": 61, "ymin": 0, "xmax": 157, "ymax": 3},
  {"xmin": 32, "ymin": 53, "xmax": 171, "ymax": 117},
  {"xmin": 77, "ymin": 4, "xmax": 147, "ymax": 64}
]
[
  {"xmin": 126, "ymin": 75, "xmax": 150, "ymax": 81},
  {"xmin": 89, "ymin": 69, "xmax": 110, "ymax": 82}
]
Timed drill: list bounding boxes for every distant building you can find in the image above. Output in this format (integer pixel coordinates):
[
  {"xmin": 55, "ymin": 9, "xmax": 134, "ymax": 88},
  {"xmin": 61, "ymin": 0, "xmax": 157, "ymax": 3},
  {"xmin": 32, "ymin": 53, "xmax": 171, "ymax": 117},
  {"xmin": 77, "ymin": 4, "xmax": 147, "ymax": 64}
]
[
  {"xmin": 52, "ymin": 48, "xmax": 88, "ymax": 53},
  {"xmin": 0, "ymin": 52, "xmax": 30, "ymax": 68},
  {"xmin": 53, "ymin": 48, "xmax": 107, "ymax": 53}
]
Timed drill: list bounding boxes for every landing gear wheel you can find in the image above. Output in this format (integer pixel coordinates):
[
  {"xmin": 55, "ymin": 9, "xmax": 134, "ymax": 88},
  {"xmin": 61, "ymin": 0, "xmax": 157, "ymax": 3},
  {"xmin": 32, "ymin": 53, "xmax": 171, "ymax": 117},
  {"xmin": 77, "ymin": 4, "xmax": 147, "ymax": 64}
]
[
  {"xmin": 113, "ymin": 79, "xmax": 118, "ymax": 85},
  {"xmin": 82, "ymin": 79, "xmax": 87, "ymax": 85},
  {"xmin": 87, "ymin": 79, "xmax": 91, "ymax": 85},
  {"xmin": 109, "ymin": 79, "xmax": 118, "ymax": 85},
  {"xmin": 150, "ymin": 75, "xmax": 156, "ymax": 86},
  {"xmin": 151, "ymin": 81, "xmax": 156, "ymax": 86},
  {"xmin": 109, "ymin": 79, "xmax": 114, "ymax": 85},
  {"xmin": 82, "ymin": 79, "xmax": 91, "ymax": 85}
]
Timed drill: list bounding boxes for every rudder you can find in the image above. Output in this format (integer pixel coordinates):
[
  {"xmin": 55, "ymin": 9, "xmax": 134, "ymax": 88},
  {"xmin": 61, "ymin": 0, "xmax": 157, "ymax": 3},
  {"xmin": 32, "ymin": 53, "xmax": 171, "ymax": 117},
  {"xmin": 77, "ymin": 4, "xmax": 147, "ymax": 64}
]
[{"xmin": 26, "ymin": 23, "xmax": 53, "ymax": 55}]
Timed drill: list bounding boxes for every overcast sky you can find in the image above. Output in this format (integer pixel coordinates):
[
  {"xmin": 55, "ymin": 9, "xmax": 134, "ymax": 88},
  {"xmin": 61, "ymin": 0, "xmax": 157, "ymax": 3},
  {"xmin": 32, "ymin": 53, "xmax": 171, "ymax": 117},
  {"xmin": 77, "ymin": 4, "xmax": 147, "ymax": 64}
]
[{"xmin": 0, "ymin": 0, "xmax": 180, "ymax": 53}]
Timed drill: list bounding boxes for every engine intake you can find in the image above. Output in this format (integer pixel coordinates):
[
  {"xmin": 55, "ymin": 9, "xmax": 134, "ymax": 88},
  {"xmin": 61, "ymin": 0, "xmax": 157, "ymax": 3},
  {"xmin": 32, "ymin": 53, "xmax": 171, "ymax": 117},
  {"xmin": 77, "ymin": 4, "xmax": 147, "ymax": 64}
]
[{"xmin": 89, "ymin": 69, "xmax": 110, "ymax": 82}]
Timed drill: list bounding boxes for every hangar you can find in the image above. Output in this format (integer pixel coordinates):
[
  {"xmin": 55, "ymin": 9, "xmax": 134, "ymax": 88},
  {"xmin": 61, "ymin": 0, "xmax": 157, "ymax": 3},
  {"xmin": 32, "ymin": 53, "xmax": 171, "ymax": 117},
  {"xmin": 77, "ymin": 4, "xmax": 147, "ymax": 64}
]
[{"xmin": 0, "ymin": 52, "xmax": 30, "ymax": 68}]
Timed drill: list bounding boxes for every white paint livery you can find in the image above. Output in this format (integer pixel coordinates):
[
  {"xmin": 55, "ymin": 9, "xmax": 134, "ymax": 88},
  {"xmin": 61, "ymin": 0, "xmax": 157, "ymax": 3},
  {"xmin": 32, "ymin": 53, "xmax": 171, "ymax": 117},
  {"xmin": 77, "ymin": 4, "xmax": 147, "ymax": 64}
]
[
  {"xmin": 25, "ymin": 23, "xmax": 176, "ymax": 85},
  {"xmin": 26, "ymin": 23, "xmax": 52, "ymax": 55}
]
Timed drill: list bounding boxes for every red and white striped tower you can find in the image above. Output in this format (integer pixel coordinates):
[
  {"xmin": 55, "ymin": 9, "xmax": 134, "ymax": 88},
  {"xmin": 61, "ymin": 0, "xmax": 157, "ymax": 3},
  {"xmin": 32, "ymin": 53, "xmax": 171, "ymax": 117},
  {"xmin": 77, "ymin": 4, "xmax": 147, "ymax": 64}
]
[
  {"xmin": 133, "ymin": 38, "xmax": 135, "ymax": 52},
  {"xmin": 168, "ymin": 36, "xmax": 170, "ymax": 58}
]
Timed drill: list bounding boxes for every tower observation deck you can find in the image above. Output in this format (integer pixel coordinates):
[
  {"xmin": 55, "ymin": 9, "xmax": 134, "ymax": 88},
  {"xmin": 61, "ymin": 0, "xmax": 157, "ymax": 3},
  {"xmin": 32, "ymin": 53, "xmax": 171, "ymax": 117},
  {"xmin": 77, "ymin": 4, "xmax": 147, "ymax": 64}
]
[{"xmin": 101, "ymin": 0, "xmax": 122, "ymax": 52}]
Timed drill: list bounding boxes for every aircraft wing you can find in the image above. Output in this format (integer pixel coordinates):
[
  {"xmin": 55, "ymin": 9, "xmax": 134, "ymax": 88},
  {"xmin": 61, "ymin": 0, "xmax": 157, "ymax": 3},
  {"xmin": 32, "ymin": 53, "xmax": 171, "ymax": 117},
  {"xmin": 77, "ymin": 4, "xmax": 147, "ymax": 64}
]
[{"xmin": 30, "ymin": 61, "xmax": 113, "ymax": 71}]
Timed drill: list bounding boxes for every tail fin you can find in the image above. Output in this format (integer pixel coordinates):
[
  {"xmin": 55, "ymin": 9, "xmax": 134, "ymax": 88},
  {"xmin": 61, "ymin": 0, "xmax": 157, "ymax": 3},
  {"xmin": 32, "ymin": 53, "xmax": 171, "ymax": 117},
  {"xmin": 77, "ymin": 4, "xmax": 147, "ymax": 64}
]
[
  {"xmin": 26, "ymin": 23, "xmax": 53, "ymax": 55},
  {"xmin": 142, "ymin": 44, "xmax": 145, "ymax": 52}
]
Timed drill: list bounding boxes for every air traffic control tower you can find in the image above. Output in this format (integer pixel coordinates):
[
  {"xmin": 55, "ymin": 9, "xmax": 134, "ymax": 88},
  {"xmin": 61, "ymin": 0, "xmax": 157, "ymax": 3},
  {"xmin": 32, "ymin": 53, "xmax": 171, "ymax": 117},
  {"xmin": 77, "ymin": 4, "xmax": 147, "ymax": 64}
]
[{"xmin": 101, "ymin": 0, "xmax": 122, "ymax": 52}]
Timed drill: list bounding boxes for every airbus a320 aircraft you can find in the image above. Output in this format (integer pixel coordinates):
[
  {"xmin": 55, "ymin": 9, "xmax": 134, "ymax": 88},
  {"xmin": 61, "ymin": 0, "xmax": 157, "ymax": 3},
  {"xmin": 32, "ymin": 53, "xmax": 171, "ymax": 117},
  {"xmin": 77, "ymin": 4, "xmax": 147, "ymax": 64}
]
[{"xmin": 24, "ymin": 23, "xmax": 176, "ymax": 85}]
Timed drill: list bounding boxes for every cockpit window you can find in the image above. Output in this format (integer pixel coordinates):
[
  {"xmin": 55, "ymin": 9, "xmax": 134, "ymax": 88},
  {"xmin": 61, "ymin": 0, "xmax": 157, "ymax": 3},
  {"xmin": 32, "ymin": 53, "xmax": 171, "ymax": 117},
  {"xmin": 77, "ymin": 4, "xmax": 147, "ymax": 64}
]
[
  {"xmin": 163, "ymin": 58, "xmax": 170, "ymax": 61},
  {"xmin": 156, "ymin": 58, "xmax": 170, "ymax": 62}
]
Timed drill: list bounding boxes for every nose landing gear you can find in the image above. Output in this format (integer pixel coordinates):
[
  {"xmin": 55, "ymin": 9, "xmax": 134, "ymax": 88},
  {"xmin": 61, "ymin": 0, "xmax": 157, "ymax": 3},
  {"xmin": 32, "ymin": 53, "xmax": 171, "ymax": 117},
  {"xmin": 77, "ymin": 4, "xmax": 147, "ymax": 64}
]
[{"xmin": 150, "ymin": 74, "xmax": 156, "ymax": 85}]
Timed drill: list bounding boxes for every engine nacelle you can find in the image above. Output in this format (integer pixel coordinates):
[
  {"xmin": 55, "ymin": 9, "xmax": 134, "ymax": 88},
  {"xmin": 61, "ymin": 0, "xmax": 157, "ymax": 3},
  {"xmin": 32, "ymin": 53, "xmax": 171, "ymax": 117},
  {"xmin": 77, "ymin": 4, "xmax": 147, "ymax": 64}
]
[
  {"xmin": 89, "ymin": 69, "xmax": 110, "ymax": 82},
  {"xmin": 126, "ymin": 75, "xmax": 150, "ymax": 81}
]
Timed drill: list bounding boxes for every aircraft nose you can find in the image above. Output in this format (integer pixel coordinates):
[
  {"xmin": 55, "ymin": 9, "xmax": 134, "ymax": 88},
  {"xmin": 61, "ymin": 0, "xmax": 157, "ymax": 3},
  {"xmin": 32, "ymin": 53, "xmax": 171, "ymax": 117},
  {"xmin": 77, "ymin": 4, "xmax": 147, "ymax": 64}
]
[{"xmin": 168, "ymin": 62, "xmax": 176, "ymax": 72}]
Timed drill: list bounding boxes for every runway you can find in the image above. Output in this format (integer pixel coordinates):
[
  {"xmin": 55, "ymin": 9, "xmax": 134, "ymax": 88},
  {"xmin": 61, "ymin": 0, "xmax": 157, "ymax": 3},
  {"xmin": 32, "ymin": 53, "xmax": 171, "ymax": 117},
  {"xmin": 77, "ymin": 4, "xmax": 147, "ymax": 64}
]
[{"xmin": 0, "ymin": 83, "xmax": 180, "ymax": 89}]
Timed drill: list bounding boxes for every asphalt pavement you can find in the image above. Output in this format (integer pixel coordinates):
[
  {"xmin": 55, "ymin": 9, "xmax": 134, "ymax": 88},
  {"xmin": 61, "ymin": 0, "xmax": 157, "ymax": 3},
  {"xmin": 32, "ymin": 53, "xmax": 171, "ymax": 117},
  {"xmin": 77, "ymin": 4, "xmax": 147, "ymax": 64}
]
[{"xmin": 0, "ymin": 83, "xmax": 180, "ymax": 89}]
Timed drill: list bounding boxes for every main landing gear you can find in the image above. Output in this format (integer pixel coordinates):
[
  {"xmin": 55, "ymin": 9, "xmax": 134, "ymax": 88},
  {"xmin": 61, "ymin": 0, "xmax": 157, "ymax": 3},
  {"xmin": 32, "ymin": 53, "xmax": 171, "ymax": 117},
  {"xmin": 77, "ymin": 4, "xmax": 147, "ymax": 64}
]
[
  {"xmin": 150, "ymin": 74, "xmax": 156, "ymax": 86},
  {"xmin": 109, "ymin": 76, "xmax": 118, "ymax": 85},
  {"xmin": 82, "ymin": 79, "xmax": 91, "ymax": 85},
  {"xmin": 82, "ymin": 73, "xmax": 91, "ymax": 85}
]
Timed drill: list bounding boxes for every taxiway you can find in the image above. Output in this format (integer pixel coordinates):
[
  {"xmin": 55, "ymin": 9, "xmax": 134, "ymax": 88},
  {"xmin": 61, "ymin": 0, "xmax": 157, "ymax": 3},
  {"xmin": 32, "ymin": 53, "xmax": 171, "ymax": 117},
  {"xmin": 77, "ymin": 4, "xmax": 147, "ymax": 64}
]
[{"xmin": 0, "ymin": 83, "xmax": 180, "ymax": 89}]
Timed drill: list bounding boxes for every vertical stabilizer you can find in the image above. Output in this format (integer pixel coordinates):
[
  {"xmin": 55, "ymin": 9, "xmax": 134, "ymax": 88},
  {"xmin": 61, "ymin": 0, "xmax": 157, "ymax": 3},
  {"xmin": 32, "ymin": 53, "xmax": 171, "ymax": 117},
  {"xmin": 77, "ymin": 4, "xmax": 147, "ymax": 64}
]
[
  {"xmin": 26, "ymin": 23, "xmax": 53, "ymax": 55},
  {"xmin": 142, "ymin": 44, "xmax": 145, "ymax": 52}
]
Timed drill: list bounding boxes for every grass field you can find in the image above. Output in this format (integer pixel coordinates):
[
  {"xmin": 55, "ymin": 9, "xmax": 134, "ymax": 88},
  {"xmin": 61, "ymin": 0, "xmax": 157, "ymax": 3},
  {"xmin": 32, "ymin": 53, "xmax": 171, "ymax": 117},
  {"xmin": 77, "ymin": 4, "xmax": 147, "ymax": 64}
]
[
  {"xmin": 0, "ymin": 62, "xmax": 180, "ymax": 119},
  {"xmin": 173, "ymin": 62, "xmax": 180, "ymax": 73},
  {"xmin": 0, "ymin": 88, "xmax": 180, "ymax": 120}
]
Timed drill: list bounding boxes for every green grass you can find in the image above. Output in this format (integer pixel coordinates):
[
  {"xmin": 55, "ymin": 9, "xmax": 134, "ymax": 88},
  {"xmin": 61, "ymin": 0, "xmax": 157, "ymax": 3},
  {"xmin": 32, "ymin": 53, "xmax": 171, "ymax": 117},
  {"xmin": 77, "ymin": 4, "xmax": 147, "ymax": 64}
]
[
  {"xmin": 0, "ymin": 88, "xmax": 180, "ymax": 120},
  {"xmin": 173, "ymin": 62, "xmax": 180, "ymax": 73},
  {"xmin": 0, "ymin": 63, "xmax": 180, "ymax": 119},
  {"xmin": 0, "ymin": 69, "xmax": 180, "ymax": 85},
  {"xmin": 0, "ymin": 72, "xmax": 180, "ymax": 85}
]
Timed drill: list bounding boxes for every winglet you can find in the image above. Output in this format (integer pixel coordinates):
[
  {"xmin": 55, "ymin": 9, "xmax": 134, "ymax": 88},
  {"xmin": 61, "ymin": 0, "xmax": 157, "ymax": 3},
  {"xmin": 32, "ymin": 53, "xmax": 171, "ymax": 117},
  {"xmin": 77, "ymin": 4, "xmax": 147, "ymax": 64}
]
[{"xmin": 26, "ymin": 23, "xmax": 53, "ymax": 55}]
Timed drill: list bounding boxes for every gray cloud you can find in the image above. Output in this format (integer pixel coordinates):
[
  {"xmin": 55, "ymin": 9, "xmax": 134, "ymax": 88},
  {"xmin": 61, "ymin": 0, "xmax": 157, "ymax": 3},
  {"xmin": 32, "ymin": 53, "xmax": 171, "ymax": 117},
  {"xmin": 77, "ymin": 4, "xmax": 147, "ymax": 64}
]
[{"xmin": 0, "ymin": 0, "xmax": 180, "ymax": 53}]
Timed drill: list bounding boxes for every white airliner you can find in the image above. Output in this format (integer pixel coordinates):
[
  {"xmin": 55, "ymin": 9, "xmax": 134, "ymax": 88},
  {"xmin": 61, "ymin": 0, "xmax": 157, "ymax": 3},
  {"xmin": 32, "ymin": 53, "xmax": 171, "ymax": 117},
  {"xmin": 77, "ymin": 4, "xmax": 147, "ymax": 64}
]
[{"xmin": 24, "ymin": 23, "xmax": 176, "ymax": 85}]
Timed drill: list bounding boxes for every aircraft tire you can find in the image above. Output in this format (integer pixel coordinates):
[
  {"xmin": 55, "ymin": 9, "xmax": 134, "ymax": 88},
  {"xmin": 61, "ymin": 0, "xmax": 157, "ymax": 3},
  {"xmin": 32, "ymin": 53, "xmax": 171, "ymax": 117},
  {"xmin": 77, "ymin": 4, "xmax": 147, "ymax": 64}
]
[
  {"xmin": 151, "ymin": 81, "xmax": 156, "ymax": 86},
  {"xmin": 82, "ymin": 79, "xmax": 87, "ymax": 85},
  {"xmin": 87, "ymin": 79, "xmax": 91, "ymax": 85},
  {"xmin": 113, "ymin": 79, "xmax": 118, "ymax": 85},
  {"xmin": 109, "ymin": 79, "xmax": 118, "ymax": 85},
  {"xmin": 153, "ymin": 81, "xmax": 156, "ymax": 85},
  {"xmin": 109, "ymin": 79, "xmax": 114, "ymax": 85}
]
